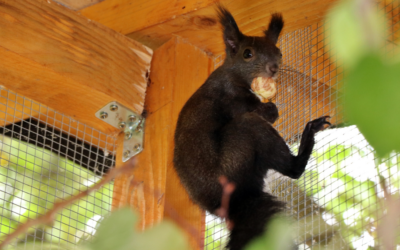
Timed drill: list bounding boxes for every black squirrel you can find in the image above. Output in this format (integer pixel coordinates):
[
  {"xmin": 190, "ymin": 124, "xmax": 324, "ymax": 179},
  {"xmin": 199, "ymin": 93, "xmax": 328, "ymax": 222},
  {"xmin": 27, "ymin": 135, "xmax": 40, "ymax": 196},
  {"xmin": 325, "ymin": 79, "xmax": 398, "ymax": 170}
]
[{"xmin": 173, "ymin": 6, "xmax": 330, "ymax": 250}]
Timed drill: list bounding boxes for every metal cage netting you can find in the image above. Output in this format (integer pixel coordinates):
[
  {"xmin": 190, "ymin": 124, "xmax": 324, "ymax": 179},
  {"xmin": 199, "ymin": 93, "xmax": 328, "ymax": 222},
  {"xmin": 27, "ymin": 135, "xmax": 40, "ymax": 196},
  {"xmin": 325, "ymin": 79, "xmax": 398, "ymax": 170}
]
[
  {"xmin": 205, "ymin": 1, "xmax": 400, "ymax": 249},
  {"xmin": 0, "ymin": 87, "xmax": 117, "ymax": 248}
]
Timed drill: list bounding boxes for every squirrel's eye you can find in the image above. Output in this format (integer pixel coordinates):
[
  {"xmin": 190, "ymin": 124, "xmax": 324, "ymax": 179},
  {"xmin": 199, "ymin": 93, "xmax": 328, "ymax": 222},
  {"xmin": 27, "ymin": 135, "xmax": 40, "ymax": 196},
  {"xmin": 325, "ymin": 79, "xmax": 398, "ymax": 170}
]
[{"xmin": 243, "ymin": 49, "xmax": 253, "ymax": 59}]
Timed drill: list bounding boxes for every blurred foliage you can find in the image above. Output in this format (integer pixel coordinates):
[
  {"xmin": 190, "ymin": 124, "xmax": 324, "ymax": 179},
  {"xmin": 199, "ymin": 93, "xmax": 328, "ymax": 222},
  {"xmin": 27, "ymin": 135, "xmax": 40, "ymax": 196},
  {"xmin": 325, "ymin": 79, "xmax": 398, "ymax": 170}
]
[
  {"xmin": 306, "ymin": 145, "xmax": 378, "ymax": 249},
  {"xmin": 344, "ymin": 54, "xmax": 400, "ymax": 157},
  {"xmin": 326, "ymin": 0, "xmax": 400, "ymax": 157},
  {"xmin": 204, "ymin": 220, "xmax": 228, "ymax": 249},
  {"xmin": 326, "ymin": 0, "xmax": 386, "ymax": 68},
  {"xmin": 0, "ymin": 134, "xmax": 191, "ymax": 250},
  {"xmin": 203, "ymin": 0, "xmax": 400, "ymax": 248},
  {"xmin": 86, "ymin": 208, "xmax": 189, "ymax": 250},
  {"xmin": 0, "ymin": 135, "xmax": 113, "ymax": 245},
  {"xmin": 10, "ymin": 208, "xmax": 190, "ymax": 250},
  {"xmin": 294, "ymin": 0, "xmax": 400, "ymax": 246},
  {"xmin": 244, "ymin": 216, "xmax": 293, "ymax": 250},
  {"xmin": 4, "ymin": 0, "xmax": 400, "ymax": 249},
  {"xmin": 296, "ymin": 126, "xmax": 400, "ymax": 249}
]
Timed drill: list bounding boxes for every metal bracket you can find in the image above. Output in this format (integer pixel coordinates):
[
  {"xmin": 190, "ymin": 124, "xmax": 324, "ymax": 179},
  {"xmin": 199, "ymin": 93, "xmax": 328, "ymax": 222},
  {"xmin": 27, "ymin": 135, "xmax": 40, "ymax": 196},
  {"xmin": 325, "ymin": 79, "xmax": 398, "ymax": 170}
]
[{"xmin": 95, "ymin": 101, "xmax": 145, "ymax": 162}]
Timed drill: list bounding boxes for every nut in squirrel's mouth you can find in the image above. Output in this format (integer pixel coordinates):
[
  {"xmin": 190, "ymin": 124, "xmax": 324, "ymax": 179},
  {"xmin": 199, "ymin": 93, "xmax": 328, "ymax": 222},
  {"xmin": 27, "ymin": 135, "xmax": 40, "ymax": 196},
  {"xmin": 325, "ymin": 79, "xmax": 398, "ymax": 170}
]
[{"xmin": 250, "ymin": 76, "xmax": 277, "ymax": 102}]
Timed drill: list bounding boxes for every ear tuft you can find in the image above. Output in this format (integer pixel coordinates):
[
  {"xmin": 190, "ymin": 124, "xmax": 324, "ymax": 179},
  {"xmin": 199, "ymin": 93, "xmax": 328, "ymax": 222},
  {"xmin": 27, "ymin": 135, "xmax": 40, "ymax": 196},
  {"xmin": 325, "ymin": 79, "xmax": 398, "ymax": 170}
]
[
  {"xmin": 216, "ymin": 4, "xmax": 243, "ymax": 56},
  {"xmin": 264, "ymin": 13, "xmax": 284, "ymax": 44}
]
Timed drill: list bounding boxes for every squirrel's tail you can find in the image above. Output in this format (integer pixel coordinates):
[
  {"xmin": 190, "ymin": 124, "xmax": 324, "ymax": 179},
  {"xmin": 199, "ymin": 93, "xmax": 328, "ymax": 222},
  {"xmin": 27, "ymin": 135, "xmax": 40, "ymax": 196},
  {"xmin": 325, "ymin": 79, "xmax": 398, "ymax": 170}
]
[{"xmin": 226, "ymin": 191, "xmax": 285, "ymax": 250}]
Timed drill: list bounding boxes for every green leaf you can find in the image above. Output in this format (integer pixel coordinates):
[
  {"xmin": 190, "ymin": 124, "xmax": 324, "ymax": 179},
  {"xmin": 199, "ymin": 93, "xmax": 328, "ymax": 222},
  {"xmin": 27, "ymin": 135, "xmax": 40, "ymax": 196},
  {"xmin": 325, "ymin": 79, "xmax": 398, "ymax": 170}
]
[
  {"xmin": 86, "ymin": 208, "xmax": 189, "ymax": 250},
  {"xmin": 131, "ymin": 220, "xmax": 189, "ymax": 250},
  {"xmin": 297, "ymin": 170, "xmax": 323, "ymax": 196},
  {"xmin": 245, "ymin": 216, "xmax": 293, "ymax": 250},
  {"xmin": 204, "ymin": 223, "xmax": 225, "ymax": 249},
  {"xmin": 344, "ymin": 54, "xmax": 400, "ymax": 157},
  {"xmin": 87, "ymin": 207, "xmax": 137, "ymax": 250},
  {"xmin": 323, "ymin": 145, "xmax": 352, "ymax": 165},
  {"xmin": 326, "ymin": 0, "xmax": 386, "ymax": 68},
  {"xmin": 9, "ymin": 243, "xmax": 90, "ymax": 250}
]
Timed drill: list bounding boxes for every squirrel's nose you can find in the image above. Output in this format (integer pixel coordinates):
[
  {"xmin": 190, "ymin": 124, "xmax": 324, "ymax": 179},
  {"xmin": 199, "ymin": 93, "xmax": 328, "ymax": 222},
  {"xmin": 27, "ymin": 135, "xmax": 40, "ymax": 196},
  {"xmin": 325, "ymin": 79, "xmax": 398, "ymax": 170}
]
[{"xmin": 269, "ymin": 64, "xmax": 278, "ymax": 74}]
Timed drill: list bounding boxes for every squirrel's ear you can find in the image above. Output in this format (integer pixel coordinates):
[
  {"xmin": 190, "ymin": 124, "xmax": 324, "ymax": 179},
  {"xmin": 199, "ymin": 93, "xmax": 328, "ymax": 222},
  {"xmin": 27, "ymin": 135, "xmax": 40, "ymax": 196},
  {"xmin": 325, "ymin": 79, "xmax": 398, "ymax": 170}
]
[
  {"xmin": 264, "ymin": 13, "xmax": 284, "ymax": 44},
  {"xmin": 216, "ymin": 5, "xmax": 244, "ymax": 57}
]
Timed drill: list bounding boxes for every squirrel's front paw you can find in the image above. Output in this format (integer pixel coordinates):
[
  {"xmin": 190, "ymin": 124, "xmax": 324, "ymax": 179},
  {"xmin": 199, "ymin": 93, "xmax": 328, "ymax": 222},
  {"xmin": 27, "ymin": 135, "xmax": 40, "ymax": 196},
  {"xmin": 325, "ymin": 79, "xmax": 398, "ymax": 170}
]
[
  {"xmin": 307, "ymin": 116, "xmax": 331, "ymax": 133},
  {"xmin": 257, "ymin": 102, "xmax": 278, "ymax": 123}
]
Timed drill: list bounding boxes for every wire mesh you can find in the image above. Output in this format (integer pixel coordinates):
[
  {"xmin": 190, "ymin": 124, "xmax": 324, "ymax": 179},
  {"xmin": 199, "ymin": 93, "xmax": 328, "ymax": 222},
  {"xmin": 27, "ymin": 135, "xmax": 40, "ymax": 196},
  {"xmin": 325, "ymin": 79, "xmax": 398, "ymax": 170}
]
[
  {"xmin": 204, "ymin": 55, "xmax": 229, "ymax": 250},
  {"xmin": 205, "ymin": 2, "xmax": 399, "ymax": 249},
  {"xmin": 0, "ymin": 87, "xmax": 117, "ymax": 248}
]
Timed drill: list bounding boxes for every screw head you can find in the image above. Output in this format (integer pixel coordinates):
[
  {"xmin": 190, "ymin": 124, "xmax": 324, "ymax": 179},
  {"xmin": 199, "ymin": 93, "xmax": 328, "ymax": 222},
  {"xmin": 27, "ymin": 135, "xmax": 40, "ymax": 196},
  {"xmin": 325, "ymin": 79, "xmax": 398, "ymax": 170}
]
[
  {"xmin": 136, "ymin": 125, "xmax": 143, "ymax": 132},
  {"xmin": 134, "ymin": 144, "xmax": 141, "ymax": 152},
  {"xmin": 110, "ymin": 104, "xmax": 118, "ymax": 111},
  {"xmin": 100, "ymin": 111, "xmax": 108, "ymax": 119},
  {"xmin": 125, "ymin": 132, "xmax": 132, "ymax": 140},
  {"xmin": 123, "ymin": 150, "xmax": 131, "ymax": 158},
  {"xmin": 119, "ymin": 122, "xmax": 126, "ymax": 130},
  {"xmin": 128, "ymin": 115, "xmax": 137, "ymax": 122}
]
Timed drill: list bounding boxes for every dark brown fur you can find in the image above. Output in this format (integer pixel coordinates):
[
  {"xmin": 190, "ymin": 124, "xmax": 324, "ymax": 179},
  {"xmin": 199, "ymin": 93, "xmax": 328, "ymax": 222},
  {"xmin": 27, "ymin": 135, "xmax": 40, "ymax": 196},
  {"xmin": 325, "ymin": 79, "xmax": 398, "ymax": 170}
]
[{"xmin": 173, "ymin": 6, "xmax": 330, "ymax": 250}]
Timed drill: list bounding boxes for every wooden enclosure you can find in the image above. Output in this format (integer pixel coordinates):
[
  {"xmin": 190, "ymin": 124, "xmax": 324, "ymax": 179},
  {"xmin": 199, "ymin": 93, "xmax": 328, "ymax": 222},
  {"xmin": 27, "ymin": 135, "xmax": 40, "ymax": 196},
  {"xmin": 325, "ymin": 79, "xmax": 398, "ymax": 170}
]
[{"xmin": 0, "ymin": 0, "xmax": 348, "ymax": 249}]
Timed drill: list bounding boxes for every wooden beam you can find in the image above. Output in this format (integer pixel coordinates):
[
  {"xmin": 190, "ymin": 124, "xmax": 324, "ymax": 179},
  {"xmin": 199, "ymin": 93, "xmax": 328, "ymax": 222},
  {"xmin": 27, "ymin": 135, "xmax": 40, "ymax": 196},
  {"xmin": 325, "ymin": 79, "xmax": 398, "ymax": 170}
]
[
  {"xmin": 165, "ymin": 37, "xmax": 211, "ymax": 250},
  {"xmin": 52, "ymin": 0, "xmax": 102, "ymax": 11},
  {"xmin": 112, "ymin": 37, "xmax": 210, "ymax": 249},
  {"xmin": 126, "ymin": 0, "xmax": 339, "ymax": 54},
  {"xmin": 0, "ymin": 0, "xmax": 152, "ymax": 135},
  {"xmin": 0, "ymin": 89, "xmax": 43, "ymax": 126},
  {"xmin": 0, "ymin": 88, "xmax": 116, "ymax": 152},
  {"xmin": 80, "ymin": 0, "xmax": 339, "ymax": 54},
  {"xmin": 37, "ymin": 109, "xmax": 117, "ymax": 153},
  {"xmin": 79, "ymin": 0, "xmax": 216, "ymax": 35}
]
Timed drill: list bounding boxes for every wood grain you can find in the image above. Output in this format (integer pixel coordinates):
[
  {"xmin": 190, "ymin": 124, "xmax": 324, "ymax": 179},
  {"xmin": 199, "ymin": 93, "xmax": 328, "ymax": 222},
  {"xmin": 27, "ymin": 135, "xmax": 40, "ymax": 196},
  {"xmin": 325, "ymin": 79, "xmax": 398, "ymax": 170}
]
[
  {"xmin": 112, "ymin": 38, "xmax": 177, "ymax": 230},
  {"xmin": 165, "ymin": 37, "xmax": 211, "ymax": 250},
  {"xmin": 0, "ymin": 88, "xmax": 116, "ymax": 152},
  {"xmin": 0, "ymin": 0, "xmax": 152, "ymax": 135},
  {"xmin": 52, "ymin": 0, "xmax": 102, "ymax": 10},
  {"xmin": 0, "ymin": 46, "xmax": 116, "ymax": 134},
  {"xmin": 126, "ymin": 0, "xmax": 339, "ymax": 54},
  {"xmin": 112, "ymin": 37, "xmax": 209, "ymax": 249},
  {"xmin": 38, "ymin": 109, "xmax": 117, "ymax": 153},
  {"xmin": 0, "ymin": 89, "xmax": 43, "ymax": 126},
  {"xmin": 80, "ymin": 0, "xmax": 216, "ymax": 34}
]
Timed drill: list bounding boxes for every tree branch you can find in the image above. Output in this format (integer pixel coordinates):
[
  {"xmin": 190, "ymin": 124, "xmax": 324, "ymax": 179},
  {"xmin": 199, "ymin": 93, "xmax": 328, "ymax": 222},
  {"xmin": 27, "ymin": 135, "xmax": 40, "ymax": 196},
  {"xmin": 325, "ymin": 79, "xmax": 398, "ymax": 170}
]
[{"xmin": 0, "ymin": 159, "xmax": 136, "ymax": 249}]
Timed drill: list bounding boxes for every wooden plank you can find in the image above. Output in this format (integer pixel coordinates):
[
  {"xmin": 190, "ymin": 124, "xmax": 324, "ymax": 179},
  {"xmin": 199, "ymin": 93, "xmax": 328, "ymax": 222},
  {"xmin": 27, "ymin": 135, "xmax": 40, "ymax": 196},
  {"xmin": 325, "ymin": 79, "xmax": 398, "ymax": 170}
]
[
  {"xmin": 52, "ymin": 0, "xmax": 102, "ymax": 11},
  {"xmin": 0, "ymin": 88, "xmax": 116, "ymax": 152},
  {"xmin": 112, "ymin": 37, "xmax": 209, "ymax": 249},
  {"xmin": 111, "ymin": 38, "xmax": 174, "ymax": 227},
  {"xmin": 166, "ymin": 37, "xmax": 211, "ymax": 250},
  {"xmin": 80, "ymin": 0, "xmax": 216, "ymax": 34},
  {"xmin": 112, "ymin": 37, "xmax": 178, "ymax": 229},
  {"xmin": 37, "ymin": 109, "xmax": 117, "ymax": 153},
  {"xmin": 0, "ymin": 0, "xmax": 152, "ymax": 135},
  {"xmin": 126, "ymin": 0, "xmax": 339, "ymax": 54},
  {"xmin": 0, "ymin": 89, "xmax": 43, "ymax": 126},
  {"xmin": 0, "ymin": 47, "xmax": 114, "ymax": 135}
]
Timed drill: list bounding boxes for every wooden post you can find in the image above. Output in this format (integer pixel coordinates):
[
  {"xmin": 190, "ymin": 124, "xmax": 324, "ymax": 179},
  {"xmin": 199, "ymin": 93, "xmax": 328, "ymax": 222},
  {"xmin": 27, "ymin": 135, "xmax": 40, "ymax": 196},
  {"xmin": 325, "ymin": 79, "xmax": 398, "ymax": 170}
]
[
  {"xmin": 0, "ymin": 0, "xmax": 152, "ymax": 135},
  {"xmin": 112, "ymin": 37, "xmax": 212, "ymax": 249}
]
